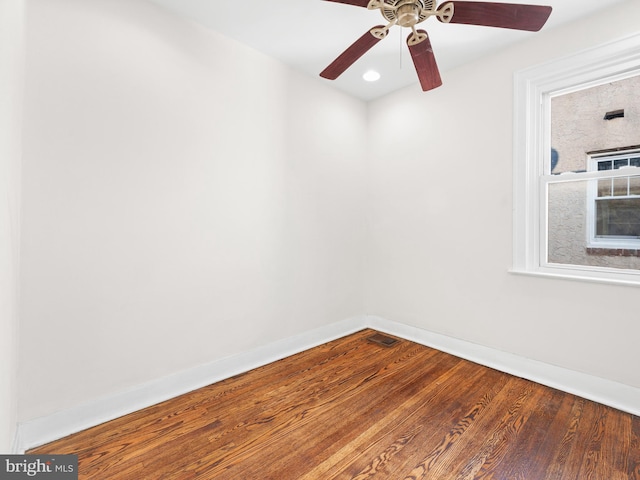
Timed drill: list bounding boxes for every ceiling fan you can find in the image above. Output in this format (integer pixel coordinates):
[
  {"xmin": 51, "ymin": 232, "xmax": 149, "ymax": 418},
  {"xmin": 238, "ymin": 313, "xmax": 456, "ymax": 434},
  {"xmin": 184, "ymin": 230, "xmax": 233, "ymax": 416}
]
[{"xmin": 320, "ymin": 1, "xmax": 552, "ymax": 91}]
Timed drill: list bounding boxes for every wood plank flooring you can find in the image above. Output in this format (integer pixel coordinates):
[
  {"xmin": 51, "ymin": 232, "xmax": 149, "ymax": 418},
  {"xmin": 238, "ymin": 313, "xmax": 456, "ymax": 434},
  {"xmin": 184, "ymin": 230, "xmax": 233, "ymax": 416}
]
[{"xmin": 29, "ymin": 329, "xmax": 640, "ymax": 479}]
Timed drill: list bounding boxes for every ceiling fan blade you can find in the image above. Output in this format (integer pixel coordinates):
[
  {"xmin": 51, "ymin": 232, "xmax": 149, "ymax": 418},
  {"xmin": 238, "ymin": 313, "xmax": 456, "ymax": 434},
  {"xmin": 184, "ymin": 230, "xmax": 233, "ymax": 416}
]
[
  {"xmin": 320, "ymin": 26, "xmax": 384, "ymax": 80},
  {"xmin": 322, "ymin": 0, "xmax": 370, "ymax": 7},
  {"xmin": 407, "ymin": 31, "xmax": 442, "ymax": 92},
  {"xmin": 439, "ymin": 1, "xmax": 552, "ymax": 31}
]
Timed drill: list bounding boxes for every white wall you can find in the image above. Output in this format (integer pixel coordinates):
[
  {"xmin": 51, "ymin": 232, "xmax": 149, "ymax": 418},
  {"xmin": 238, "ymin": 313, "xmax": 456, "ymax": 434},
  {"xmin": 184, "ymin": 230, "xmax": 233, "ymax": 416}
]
[
  {"xmin": 19, "ymin": 0, "xmax": 367, "ymax": 422},
  {"xmin": 0, "ymin": 0, "xmax": 24, "ymax": 452},
  {"xmin": 366, "ymin": 0, "xmax": 640, "ymax": 389}
]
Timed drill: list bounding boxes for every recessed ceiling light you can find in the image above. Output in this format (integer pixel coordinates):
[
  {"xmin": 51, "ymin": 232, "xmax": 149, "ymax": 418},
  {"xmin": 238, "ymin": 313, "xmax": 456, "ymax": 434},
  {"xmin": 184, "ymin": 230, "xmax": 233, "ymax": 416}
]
[{"xmin": 363, "ymin": 70, "xmax": 381, "ymax": 82}]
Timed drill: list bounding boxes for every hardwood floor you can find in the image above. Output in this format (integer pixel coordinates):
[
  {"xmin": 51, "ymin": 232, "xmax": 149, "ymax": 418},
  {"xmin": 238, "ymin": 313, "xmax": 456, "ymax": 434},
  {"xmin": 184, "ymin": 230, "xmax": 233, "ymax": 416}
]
[{"xmin": 29, "ymin": 329, "xmax": 640, "ymax": 479}]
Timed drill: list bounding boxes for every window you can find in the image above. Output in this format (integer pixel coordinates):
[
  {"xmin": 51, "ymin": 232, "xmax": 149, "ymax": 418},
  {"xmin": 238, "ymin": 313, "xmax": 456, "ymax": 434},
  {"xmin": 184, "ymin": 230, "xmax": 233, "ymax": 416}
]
[
  {"xmin": 589, "ymin": 150, "xmax": 640, "ymax": 247},
  {"xmin": 513, "ymin": 33, "xmax": 640, "ymax": 285}
]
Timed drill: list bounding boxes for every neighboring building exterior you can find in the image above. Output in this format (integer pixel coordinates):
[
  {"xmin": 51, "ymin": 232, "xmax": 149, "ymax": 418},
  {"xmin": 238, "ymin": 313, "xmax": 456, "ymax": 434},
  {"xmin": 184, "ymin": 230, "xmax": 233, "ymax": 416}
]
[{"xmin": 548, "ymin": 74, "xmax": 640, "ymax": 270}]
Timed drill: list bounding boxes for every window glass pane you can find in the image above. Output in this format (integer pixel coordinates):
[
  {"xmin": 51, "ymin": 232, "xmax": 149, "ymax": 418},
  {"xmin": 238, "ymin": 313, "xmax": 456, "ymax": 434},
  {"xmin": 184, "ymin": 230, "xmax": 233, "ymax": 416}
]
[
  {"xmin": 613, "ymin": 177, "xmax": 629, "ymax": 196},
  {"xmin": 614, "ymin": 159, "xmax": 629, "ymax": 169},
  {"xmin": 597, "ymin": 179, "xmax": 611, "ymax": 197},
  {"xmin": 548, "ymin": 181, "xmax": 587, "ymax": 265},
  {"xmin": 547, "ymin": 179, "xmax": 640, "ymax": 271},
  {"xmin": 597, "ymin": 161, "xmax": 612, "ymax": 171},
  {"xmin": 596, "ymin": 198, "xmax": 640, "ymax": 237},
  {"xmin": 551, "ymin": 74, "xmax": 640, "ymax": 175},
  {"xmin": 630, "ymin": 176, "xmax": 640, "ymax": 195},
  {"xmin": 631, "ymin": 157, "xmax": 640, "ymax": 167}
]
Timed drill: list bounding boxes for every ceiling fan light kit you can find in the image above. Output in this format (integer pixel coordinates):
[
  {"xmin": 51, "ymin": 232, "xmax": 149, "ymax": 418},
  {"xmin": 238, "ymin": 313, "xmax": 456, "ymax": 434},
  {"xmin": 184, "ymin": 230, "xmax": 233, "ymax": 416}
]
[{"xmin": 320, "ymin": 0, "xmax": 552, "ymax": 91}]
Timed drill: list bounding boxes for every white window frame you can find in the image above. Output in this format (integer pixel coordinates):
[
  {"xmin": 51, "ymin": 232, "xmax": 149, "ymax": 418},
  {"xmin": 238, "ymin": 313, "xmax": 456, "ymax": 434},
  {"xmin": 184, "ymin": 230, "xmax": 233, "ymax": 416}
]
[
  {"xmin": 586, "ymin": 150, "xmax": 640, "ymax": 249},
  {"xmin": 513, "ymin": 32, "xmax": 640, "ymax": 286}
]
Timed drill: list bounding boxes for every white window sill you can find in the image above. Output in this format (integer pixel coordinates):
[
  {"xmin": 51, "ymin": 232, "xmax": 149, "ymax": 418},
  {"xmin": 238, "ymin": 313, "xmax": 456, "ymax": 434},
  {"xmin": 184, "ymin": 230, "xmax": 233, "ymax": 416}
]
[{"xmin": 509, "ymin": 267, "xmax": 640, "ymax": 287}]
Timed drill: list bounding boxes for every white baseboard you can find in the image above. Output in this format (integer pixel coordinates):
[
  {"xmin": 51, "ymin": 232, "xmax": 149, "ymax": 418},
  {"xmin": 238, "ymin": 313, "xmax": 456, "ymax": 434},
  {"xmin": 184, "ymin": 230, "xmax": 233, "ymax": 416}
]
[
  {"xmin": 367, "ymin": 315, "xmax": 640, "ymax": 418},
  {"xmin": 15, "ymin": 314, "xmax": 640, "ymax": 453},
  {"xmin": 14, "ymin": 316, "xmax": 367, "ymax": 453}
]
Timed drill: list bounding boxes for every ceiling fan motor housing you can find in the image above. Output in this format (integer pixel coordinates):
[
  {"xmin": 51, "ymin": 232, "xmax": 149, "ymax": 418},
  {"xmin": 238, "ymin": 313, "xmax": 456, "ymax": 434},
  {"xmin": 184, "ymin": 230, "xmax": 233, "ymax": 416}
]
[
  {"xmin": 382, "ymin": 0, "xmax": 435, "ymax": 26},
  {"xmin": 397, "ymin": 4, "xmax": 420, "ymax": 26}
]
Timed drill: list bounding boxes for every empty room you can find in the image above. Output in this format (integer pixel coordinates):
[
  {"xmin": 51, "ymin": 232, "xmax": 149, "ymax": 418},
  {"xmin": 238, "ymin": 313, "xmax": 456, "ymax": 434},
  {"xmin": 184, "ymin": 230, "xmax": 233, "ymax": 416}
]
[{"xmin": 1, "ymin": 0, "xmax": 639, "ymax": 478}]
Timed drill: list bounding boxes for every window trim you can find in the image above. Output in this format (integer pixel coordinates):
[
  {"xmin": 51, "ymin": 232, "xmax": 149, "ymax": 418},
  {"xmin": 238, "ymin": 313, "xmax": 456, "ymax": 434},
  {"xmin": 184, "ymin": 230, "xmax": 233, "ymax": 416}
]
[{"xmin": 513, "ymin": 32, "xmax": 640, "ymax": 286}]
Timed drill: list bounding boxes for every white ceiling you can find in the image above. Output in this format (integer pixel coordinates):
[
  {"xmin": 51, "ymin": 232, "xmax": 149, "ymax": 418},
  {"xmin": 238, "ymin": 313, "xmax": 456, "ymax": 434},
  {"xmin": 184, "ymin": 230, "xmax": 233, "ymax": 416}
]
[{"xmin": 146, "ymin": 0, "xmax": 628, "ymax": 101}]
